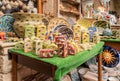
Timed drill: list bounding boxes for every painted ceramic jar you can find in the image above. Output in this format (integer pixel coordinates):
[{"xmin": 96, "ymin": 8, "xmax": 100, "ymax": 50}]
[{"xmin": 12, "ymin": 13, "xmax": 46, "ymax": 38}]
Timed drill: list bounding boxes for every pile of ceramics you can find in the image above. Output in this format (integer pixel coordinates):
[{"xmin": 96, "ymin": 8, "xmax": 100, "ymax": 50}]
[
  {"xmin": 0, "ymin": 0, "xmax": 37, "ymax": 14},
  {"xmin": 78, "ymin": 56, "xmax": 120, "ymax": 81}
]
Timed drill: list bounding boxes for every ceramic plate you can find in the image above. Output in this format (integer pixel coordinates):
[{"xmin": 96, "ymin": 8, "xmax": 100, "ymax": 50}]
[
  {"xmin": 48, "ymin": 18, "xmax": 70, "ymax": 31},
  {"xmin": 102, "ymin": 45, "xmax": 119, "ymax": 68},
  {"xmin": 0, "ymin": 14, "xmax": 15, "ymax": 32},
  {"xmin": 77, "ymin": 18, "xmax": 95, "ymax": 30},
  {"xmin": 93, "ymin": 20, "xmax": 110, "ymax": 28},
  {"xmin": 53, "ymin": 25, "xmax": 73, "ymax": 39}
]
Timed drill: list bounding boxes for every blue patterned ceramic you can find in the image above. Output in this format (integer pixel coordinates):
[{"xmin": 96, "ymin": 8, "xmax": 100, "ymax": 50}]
[
  {"xmin": 53, "ymin": 25, "xmax": 73, "ymax": 39},
  {"xmin": 102, "ymin": 45, "xmax": 119, "ymax": 68},
  {"xmin": 88, "ymin": 27, "xmax": 97, "ymax": 42},
  {"xmin": 103, "ymin": 28, "xmax": 112, "ymax": 36},
  {"xmin": 0, "ymin": 14, "xmax": 15, "ymax": 32},
  {"xmin": 66, "ymin": 17, "xmax": 75, "ymax": 27}
]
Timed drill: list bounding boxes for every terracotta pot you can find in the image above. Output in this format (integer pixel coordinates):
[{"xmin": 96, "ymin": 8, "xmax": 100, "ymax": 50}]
[{"xmin": 12, "ymin": 13, "xmax": 46, "ymax": 38}]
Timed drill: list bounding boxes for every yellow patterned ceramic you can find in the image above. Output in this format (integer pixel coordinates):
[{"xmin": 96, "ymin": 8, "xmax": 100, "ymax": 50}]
[
  {"xmin": 77, "ymin": 18, "xmax": 95, "ymax": 30},
  {"xmin": 48, "ymin": 18, "xmax": 70, "ymax": 32},
  {"xmin": 12, "ymin": 13, "xmax": 48, "ymax": 38}
]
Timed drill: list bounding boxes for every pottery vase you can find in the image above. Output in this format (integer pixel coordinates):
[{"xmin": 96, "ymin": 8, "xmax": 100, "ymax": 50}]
[{"xmin": 12, "ymin": 13, "xmax": 46, "ymax": 38}]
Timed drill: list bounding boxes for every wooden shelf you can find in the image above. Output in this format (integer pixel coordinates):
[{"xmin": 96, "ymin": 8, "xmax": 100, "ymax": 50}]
[
  {"xmin": 60, "ymin": 9, "xmax": 80, "ymax": 16},
  {"xmin": 61, "ymin": 0, "xmax": 80, "ymax": 6}
]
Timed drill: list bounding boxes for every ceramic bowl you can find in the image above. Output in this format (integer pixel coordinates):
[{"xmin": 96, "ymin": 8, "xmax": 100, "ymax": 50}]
[{"xmin": 12, "ymin": 13, "xmax": 48, "ymax": 38}]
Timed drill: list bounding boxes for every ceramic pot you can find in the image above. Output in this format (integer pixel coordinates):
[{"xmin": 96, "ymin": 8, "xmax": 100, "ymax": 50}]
[
  {"xmin": 103, "ymin": 28, "xmax": 112, "ymax": 36},
  {"xmin": 12, "ymin": 13, "xmax": 46, "ymax": 38}
]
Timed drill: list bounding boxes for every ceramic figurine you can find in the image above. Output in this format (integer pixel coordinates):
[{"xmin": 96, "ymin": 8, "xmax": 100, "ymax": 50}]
[
  {"xmin": 36, "ymin": 24, "xmax": 46, "ymax": 41},
  {"xmin": 24, "ymin": 25, "xmax": 35, "ymax": 38},
  {"xmin": 24, "ymin": 38, "xmax": 33, "ymax": 52},
  {"xmin": 39, "ymin": 49, "xmax": 56, "ymax": 58},
  {"xmin": 82, "ymin": 31, "xmax": 90, "ymax": 44},
  {"xmin": 14, "ymin": 40, "xmax": 24, "ymax": 50},
  {"xmin": 58, "ymin": 42, "xmax": 68, "ymax": 58},
  {"xmin": 32, "ymin": 39, "xmax": 42, "ymax": 55}
]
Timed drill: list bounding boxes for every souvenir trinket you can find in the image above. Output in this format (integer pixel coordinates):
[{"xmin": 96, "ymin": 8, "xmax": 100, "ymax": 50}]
[
  {"xmin": 82, "ymin": 31, "xmax": 90, "ymax": 44},
  {"xmin": 36, "ymin": 24, "xmax": 46, "ymax": 40},
  {"xmin": 24, "ymin": 25, "xmax": 35, "ymax": 38},
  {"xmin": 12, "ymin": 13, "xmax": 46, "ymax": 38},
  {"xmin": 69, "ymin": 41, "xmax": 79, "ymax": 53},
  {"xmin": 68, "ymin": 44, "xmax": 76, "ymax": 55},
  {"xmin": 24, "ymin": 38, "xmax": 33, "ymax": 52},
  {"xmin": 46, "ymin": 43, "xmax": 58, "ymax": 51},
  {"xmin": 74, "ymin": 33, "xmax": 81, "ymax": 44},
  {"xmin": 58, "ymin": 42, "xmax": 68, "ymax": 58},
  {"xmin": 32, "ymin": 40, "xmax": 42, "ymax": 55},
  {"xmin": 39, "ymin": 49, "xmax": 56, "ymax": 58},
  {"xmin": 93, "ymin": 32, "xmax": 100, "ymax": 43},
  {"xmin": 14, "ymin": 40, "xmax": 24, "ymax": 50},
  {"xmin": 54, "ymin": 33, "xmax": 66, "ymax": 45},
  {"xmin": 73, "ymin": 24, "xmax": 81, "ymax": 35},
  {"xmin": 88, "ymin": 27, "xmax": 97, "ymax": 42}
]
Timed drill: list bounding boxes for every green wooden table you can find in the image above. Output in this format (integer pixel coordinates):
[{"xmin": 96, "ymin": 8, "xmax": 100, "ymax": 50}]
[{"xmin": 8, "ymin": 42, "xmax": 104, "ymax": 81}]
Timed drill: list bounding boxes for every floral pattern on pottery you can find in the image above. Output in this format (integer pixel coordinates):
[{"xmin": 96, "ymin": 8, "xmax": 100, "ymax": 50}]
[{"xmin": 0, "ymin": 14, "xmax": 15, "ymax": 32}]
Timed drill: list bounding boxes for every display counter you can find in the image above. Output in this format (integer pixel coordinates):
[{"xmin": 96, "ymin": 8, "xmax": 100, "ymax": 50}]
[{"xmin": 8, "ymin": 42, "xmax": 104, "ymax": 81}]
